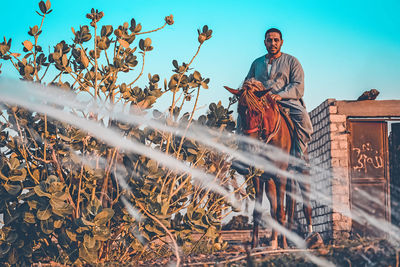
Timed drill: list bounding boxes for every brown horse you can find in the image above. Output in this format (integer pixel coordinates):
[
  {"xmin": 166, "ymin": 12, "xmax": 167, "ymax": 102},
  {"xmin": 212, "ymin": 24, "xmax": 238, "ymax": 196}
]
[{"xmin": 225, "ymin": 79, "xmax": 312, "ymax": 249}]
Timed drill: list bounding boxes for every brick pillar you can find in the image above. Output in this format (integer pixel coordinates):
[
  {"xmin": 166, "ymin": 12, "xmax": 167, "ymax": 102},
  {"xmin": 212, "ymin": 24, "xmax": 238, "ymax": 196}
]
[
  {"xmin": 295, "ymin": 99, "xmax": 351, "ymax": 242},
  {"xmin": 329, "ymin": 109, "xmax": 351, "ymax": 239}
]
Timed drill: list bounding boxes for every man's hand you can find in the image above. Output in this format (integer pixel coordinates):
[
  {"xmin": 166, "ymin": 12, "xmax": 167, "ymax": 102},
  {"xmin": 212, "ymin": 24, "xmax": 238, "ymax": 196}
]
[{"xmin": 270, "ymin": 94, "xmax": 282, "ymax": 101}]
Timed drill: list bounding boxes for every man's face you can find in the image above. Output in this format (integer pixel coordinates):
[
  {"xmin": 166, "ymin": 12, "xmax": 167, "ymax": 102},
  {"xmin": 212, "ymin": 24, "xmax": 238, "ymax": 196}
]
[{"xmin": 264, "ymin": 32, "xmax": 283, "ymax": 55}]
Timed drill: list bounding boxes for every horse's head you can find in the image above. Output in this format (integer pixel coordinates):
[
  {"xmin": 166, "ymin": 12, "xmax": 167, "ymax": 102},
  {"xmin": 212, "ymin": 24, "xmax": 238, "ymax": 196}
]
[{"xmin": 224, "ymin": 79, "xmax": 276, "ymax": 139}]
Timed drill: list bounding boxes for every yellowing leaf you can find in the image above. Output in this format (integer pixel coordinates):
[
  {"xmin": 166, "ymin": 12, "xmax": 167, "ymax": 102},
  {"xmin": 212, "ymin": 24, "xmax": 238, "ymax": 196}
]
[
  {"xmin": 144, "ymin": 37, "xmax": 152, "ymax": 47},
  {"xmin": 118, "ymin": 39, "xmax": 129, "ymax": 48},
  {"xmin": 34, "ymin": 185, "xmax": 51, "ymax": 198},
  {"xmin": 24, "ymin": 212, "xmax": 36, "ymax": 224},
  {"xmin": 23, "ymin": 40, "xmax": 33, "ymax": 51},
  {"xmin": 66, "ymin": 229, "xmax": 77, "ymax": 241},
  {"xmin": 45, "ymin": 0, "xmax": 51, "ymax": 10},
  {"xmin": 94, "ymin": 208, "xmax": 114, "ymax": 225},
  {"xmin": 37, "ymin": 208, "xmax": 52, "ymax": 221}
]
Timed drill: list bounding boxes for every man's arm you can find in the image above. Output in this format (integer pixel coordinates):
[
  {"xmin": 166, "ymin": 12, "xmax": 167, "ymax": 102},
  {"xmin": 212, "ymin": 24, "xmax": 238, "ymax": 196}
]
[
  {"xmin": 277, "ymin": 57, "xmax": 304, "ymax": 100},
  {"xmin": 245, "ymin": 61, "xmax": 256, "ymax": 81}
]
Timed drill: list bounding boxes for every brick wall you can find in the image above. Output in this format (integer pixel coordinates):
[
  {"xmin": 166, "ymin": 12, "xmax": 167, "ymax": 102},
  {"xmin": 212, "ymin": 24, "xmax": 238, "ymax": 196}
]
[{"xmin": 295, "ymin": 99, "xmax": 351, "ymax": 241}]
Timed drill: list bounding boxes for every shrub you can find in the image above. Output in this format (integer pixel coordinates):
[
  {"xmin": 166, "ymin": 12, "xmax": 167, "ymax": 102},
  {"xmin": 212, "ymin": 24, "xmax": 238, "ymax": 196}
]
[{"xmin": 0, "ymin": 1, "xmax": 247, "ymax": 265}]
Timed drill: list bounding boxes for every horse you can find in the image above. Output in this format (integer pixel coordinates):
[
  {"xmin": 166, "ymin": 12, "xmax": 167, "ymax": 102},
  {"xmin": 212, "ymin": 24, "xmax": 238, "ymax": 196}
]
[{"xmin": 224, "ymin": 79, "xmax": 312, "ymax": 249}]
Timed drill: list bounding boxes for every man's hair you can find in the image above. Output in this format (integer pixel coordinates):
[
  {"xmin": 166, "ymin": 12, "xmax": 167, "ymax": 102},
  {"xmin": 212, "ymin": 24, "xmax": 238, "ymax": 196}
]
[{"xmin": 265, "ymin": 28, "xmax": 282, "ymax": 40}]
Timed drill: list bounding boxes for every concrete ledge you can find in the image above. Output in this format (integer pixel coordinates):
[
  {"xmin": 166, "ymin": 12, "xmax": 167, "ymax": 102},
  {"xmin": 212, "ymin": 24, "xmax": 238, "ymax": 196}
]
[{"xmin": 335, "ymin": 100, "xmax": 400, "ymax": 117}]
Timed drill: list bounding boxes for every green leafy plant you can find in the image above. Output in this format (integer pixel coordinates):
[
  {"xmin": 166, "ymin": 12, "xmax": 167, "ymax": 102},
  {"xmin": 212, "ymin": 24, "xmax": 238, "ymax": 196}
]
[{"xmin": 0, "ymin": 1, "xmax": 251, "ymax": 265}]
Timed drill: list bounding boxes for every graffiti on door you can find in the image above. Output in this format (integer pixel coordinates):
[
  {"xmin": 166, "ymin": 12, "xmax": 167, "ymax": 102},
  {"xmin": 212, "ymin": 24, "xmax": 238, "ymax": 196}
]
[{"xmin": 352, "ymin": 142, "xmax": 384, "ymax": 174}]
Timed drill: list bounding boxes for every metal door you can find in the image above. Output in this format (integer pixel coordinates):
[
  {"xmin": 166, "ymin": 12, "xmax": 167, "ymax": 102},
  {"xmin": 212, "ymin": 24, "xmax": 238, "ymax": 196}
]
[
  {"xmin": 348, "ymin": 120, "xmax": 390, "ymax": 237},
  {"xmin": 390, "ymin": 123, "xmax": 400, "ymax": 227}
]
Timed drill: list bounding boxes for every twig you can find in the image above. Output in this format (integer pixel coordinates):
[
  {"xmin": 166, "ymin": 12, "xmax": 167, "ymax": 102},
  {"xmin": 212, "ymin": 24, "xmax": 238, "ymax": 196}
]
[
  {"xmin": 133, "ymin": 22, "xmax": 167, "ymax": 36},
  {"xmin": 175, "ymin": 86, "xmax": 200, "ymax": 159},
  {"xmin": 137, "ymin": 202, "xmax": 181, "ymax": 267},
  {"xmin": 127, "ymin": 51, "xmax": 145, "ymax": 87}
]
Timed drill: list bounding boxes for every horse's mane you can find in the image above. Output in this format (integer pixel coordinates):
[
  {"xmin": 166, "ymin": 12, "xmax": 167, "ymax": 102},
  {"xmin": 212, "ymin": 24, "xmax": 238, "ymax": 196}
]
[{"xmin": 239, "ymin": 79, "xmax": 275, "ymax": 113}]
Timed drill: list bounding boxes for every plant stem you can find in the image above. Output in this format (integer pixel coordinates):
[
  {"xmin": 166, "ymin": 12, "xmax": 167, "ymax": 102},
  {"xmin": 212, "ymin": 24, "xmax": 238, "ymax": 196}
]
[
  {"xmin": 94, "ymin": 22, "xmax": 98, "ymax": 99},
  {"xmin": 33, "ymin": 14, "xmax": 46, "ymax": 82},
  {"xmin": 137, "ymin": 202, "xmax": 181, "ymax": 267},
  {"xmin": 133, "ymin": 22, "xmax": 167, "ymax": 36},
  {"xmin": 165, "ymin": 43, "xmax": 203, "ymax": 154},
  {"xmin": 175, "ymin": 86, "xmax": 200, "ymax": 158},
  {"xmin": 127, "ymin": 51, "xmax": 145, "ymax": 87}
]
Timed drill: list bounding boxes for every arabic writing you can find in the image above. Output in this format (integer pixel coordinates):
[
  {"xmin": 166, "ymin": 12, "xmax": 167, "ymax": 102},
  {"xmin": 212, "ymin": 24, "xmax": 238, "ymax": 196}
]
[{"xmin": 352, "ymin": 142, "xmax": 384, "ymax": 174}]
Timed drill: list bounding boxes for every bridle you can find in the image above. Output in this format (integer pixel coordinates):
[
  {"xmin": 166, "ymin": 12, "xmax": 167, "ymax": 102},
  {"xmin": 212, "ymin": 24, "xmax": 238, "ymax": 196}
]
[{"xmin": 241, "ymin": 94, "xmax": 282, "ymax": 144}]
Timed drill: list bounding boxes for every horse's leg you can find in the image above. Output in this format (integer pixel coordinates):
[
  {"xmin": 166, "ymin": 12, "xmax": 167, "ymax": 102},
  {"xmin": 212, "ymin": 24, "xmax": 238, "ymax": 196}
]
[
  {"xmin": 286, "ymin": 177, "xmax": 296, "ymax": 231},
  {"xmin": 265, "ymin": 178, "xmax": 278, "ymax": 249},
  {"xmin": 276, "ymin": 175, "xmax": 288, "ymax": 249},
  {"xmin": 300, "ymin": 174, "xmax": 312, "ymax": 235},
  {"xmin": 251, "ymin": 177, "xmax": 264, "ymax": 248},
  {"xmin": 299, "ymin": 152, "xmax": 313, "ymax": 235}
]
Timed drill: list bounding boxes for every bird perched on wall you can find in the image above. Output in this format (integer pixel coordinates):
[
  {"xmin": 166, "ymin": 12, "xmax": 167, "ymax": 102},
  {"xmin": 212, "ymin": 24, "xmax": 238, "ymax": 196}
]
[{"xmin": 357, "ymin": 89, "xmax": 380, "ymax": 101}]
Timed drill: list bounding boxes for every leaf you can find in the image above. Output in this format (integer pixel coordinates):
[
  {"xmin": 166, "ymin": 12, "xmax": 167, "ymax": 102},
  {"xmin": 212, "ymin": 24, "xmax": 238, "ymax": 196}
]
[
  {"xmin": 144, "ymin": 37, "xmax": 151, "ymax": 47},
  {"xmin": 39, "ymin": 1, "xmax": 47, "ymax": 13},
  {"xmin": 48, "ymin": 182, "xmax": 65, "ymax": 193},
  {"xmin": 0, "ymin": 170, "xmax": 8, "ymax": 181},
  {"xmin": 6, "ymin": 231, "xmax": 18, "ymax": 243},
  {"xmin": 45, "ymin": 0, "xmax": 51, "ymax": 11},
  {"xmin": 54, "ymin": 220, "xmax": 63, "ymax": 228},
  {"xmin": 22, "ymin": 40, "xmax": 33, "ymax": 52},
  {"xmin": 34, "ymin": 185, "xmax": 51, "ymax": 198},
  {"xmin": 40, "ymin": 219, "xmax": 55, "ymax": 234},
  {"xmin": 139, "ymin": 39, "xmax": 144, "ymax": 50},
  {"xmin": 66, "ymin": 229, "xmax": 77, "ymax": 241},
  {"xmin": 80, "ymin": 49, "xmax": 89, "ymax": 68},
  {"xmin": 146, "ymin": 159, "xmax": 158, "ymax": 173},
  {"xmin": 28, "ymin": 200, "xmax": 38, "ymax": 209},
  {"xmin": 118, "ymin": 39, "xmax": 129, "ymax": 48},
  {"xmin": 130, "ymin": 18, "xmax": 136, "ymax": 31},
  {"xmin": 201, "ymin": 81, "xmax": 209, "ymax": 89},
  {"xmin": 193, "ymin": 71, "xmax": 201, "ymax": 80},
  {"xmin": 62, "ymin": 54, "xmax": 68, "ymax": 66},
  {"xmin": 93, "ymin": 227, "xmax": 111, "ymax": 241},
  {"xmin": 0, "ymin": 243, "xmax": 11, "ymax": 256},
  {"xmin": 24, "ymin": 212, "xmax": 36, "ymax": 224},
  {"xmin": 81, "ymin": 217, "xmax": 95, "ymax": 226},
  {"xmin": 79, "ymin": 244, "xmax": 98, "ymax": 264},
  {"xmin": 134, "ymin": 24, "xmax": 142, "ymax": 33},
  {"xmin": 187, "ymin": 148, "xmax": 198, "ymax": 155},
  {"xmin": 9, "ymin": 158, "xmax": 20, "ymax": 169},
  {"xmin": 84, "ymin": 234, "xmax": 96, "ymax": 249},
  {"xmin": 9, "ymin": 168, "xmax": 27, "ymax": 182},
  {"xmin": 53, "ymin": 207, "xmax": 73, "ymax": 217},
  {"xmin": 3, "ymin": 184, "xmax": 21, "ymax": 195},
  {"xmin": 94, "ymin": 208, "xmax": 114, "ymax": 225},
  {"xmin": 37, "ymin": 208, "xmax": 52, "ymax": 220}
]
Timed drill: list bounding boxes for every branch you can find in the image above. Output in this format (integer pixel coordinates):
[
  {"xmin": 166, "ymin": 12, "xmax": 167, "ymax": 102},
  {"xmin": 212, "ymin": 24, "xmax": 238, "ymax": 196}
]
[
  {"xmin": 133, "ymin": 22, "xmax": 167, "ymax": 36},
  {"xmin": 137, "ymin": 202, "xmax": 181, "ymax": 266}
]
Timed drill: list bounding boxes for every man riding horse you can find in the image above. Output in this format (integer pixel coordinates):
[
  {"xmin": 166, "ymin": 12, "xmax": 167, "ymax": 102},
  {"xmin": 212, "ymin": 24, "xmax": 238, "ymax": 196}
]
[
  {"xmin": 225, "ymin": 28, "xmax": 314, "ymax": 248},
  {"xmin": 245, "ymin": 28, "xmax": 313, "ymax": 158}
]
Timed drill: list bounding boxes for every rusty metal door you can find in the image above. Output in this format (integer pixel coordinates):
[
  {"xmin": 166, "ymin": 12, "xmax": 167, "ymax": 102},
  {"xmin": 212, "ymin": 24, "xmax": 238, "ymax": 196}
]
[
  {"xmin": 390, "ymin": 123, "xmax": 400, "ymax": 227},
  {"xmin": 348, "ymin": 120, "xmax": 390, "ymax": 237}
]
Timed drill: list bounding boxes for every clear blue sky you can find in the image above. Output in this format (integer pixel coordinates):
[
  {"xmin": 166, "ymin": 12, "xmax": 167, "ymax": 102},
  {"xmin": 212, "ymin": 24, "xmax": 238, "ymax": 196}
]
[{"xmin": 1, "ymin": 0, "xmax": 400, "ymax": 111}]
